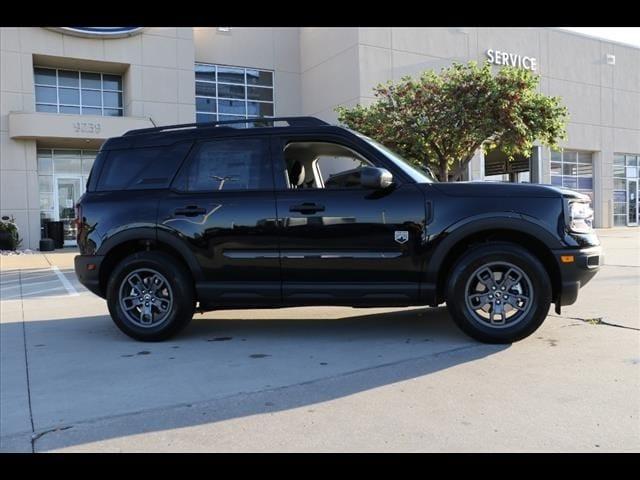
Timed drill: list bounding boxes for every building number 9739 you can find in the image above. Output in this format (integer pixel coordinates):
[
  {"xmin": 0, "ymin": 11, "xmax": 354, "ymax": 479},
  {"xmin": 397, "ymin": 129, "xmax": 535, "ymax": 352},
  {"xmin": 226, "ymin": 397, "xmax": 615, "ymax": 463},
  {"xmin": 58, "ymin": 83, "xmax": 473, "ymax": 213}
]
[{"xmin": 73, "ymin": 122, "xmax": 101, "ymax": 134}]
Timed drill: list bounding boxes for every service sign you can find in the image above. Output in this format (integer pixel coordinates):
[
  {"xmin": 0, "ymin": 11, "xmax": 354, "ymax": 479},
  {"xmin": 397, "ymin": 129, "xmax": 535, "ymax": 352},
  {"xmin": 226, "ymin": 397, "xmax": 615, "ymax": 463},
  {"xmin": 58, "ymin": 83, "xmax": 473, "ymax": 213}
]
[
  {"xmin": 486, "ymin": 49, "xmax": 537, "ymax": 71},
  {"xmin": 47, "ymin": 27, "xmax": 144, "ymax": 38}
]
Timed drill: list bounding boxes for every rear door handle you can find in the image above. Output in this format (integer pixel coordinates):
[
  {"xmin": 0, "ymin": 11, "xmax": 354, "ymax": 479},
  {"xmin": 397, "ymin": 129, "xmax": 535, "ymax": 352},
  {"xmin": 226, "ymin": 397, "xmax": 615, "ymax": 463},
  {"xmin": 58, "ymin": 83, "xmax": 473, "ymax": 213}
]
[
  {"xmin": 174, "ymin": 206, "xmax": 207, "ymax": 216},
  {"xmin": 289, "ymin": 203, "xmax": 325, "ymax": 214}
]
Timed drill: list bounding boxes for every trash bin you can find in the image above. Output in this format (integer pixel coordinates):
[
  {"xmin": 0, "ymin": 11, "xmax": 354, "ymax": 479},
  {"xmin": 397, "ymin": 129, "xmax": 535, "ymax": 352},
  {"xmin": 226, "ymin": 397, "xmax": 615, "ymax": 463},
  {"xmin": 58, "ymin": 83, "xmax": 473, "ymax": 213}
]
[
  {"xmin": 39, "ymin": 238, "xmax": 55, "ymax": 252},
  {"xmin": 45, "ymin": 221, "xmax": 64, "ymax": 249}
]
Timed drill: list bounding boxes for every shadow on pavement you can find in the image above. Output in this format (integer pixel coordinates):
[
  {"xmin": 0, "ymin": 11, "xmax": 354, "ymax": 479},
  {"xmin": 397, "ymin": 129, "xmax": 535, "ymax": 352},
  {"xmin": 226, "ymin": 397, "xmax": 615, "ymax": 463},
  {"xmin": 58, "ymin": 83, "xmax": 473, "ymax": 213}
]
[{"xmin": 1, "ymin": 305, "xmax": 508, "ymax": 451}]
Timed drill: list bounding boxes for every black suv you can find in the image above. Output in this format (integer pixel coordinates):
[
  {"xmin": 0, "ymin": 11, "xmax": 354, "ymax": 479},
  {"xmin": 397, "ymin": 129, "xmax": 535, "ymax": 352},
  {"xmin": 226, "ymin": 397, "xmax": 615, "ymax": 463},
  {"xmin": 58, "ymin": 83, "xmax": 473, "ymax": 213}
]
[{"xmin": 74, "ymin": 116, "xmax": 602, "ymax": 343}]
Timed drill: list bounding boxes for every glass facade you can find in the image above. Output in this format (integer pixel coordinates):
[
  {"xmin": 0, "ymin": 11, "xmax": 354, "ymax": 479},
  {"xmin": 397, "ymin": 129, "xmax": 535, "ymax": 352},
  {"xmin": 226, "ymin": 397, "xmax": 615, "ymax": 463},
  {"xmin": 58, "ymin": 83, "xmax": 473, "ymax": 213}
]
[
  {"xmin": 550, "ymin": 149, "xmax": 594, "ymax": 203},
  {"xmin": 195, "ymin": 63, "xmax": 274, "ymax": 123},
  {"xmin": 613, "ymin": 153, "xmax": 640, "ymax": 227},
  {"xmin": 34, "ymin": 67, "xmax": 123, "ymax": 116},
  {"xmin": 38, "ymin": 149, "xmax": 97, "ymax": 244}
]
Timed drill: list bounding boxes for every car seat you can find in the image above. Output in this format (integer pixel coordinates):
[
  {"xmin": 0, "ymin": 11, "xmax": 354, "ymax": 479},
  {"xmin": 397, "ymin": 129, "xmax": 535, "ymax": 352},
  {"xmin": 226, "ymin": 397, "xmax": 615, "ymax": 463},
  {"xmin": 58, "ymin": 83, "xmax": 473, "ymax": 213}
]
[{"xmin": 288, "ymin": 160, "xmax": 305, "ymax": 188}]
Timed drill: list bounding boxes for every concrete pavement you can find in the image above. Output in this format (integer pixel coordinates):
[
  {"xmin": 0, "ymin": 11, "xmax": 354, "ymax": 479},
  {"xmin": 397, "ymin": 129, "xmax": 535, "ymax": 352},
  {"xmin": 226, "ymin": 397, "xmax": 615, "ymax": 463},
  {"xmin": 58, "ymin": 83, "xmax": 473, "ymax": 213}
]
[{"xmin": 1, "ymin": 230, "xmax": 638, "ymax": 452}]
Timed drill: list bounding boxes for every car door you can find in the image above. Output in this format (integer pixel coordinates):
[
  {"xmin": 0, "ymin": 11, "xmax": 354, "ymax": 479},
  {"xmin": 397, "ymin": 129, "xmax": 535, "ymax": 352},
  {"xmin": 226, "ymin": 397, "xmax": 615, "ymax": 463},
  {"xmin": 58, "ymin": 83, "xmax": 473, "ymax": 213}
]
[
  {"xmin": 157, "ymin": 134, "xmax": 281, "ymax": 307},
  {"xmin": 272, "ymin": 133, "xmax": 427, "ymax": 306}
]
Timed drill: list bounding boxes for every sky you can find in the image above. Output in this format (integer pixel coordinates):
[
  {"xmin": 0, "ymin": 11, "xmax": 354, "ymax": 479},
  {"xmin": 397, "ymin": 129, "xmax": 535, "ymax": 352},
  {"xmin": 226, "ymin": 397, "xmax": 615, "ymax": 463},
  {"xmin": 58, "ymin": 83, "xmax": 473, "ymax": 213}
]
[{"xmin": 559, "ymin": 28, "xmax": 640, "ymax": 48}]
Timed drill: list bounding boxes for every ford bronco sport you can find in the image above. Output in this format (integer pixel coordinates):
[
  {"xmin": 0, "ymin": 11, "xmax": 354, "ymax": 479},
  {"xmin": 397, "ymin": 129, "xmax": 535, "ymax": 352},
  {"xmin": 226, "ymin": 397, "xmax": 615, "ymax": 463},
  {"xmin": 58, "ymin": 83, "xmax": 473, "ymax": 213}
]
[{"xmin": 74, "ymin": 116, "xmax": 602, "ymax": 343}]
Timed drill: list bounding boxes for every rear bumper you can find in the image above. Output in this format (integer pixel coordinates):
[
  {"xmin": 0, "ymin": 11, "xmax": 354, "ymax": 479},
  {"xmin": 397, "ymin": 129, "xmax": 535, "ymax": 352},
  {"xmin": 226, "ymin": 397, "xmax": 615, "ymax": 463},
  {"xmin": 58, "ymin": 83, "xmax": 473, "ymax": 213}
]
[
  {"xmin": 552, "ymin": 245, "xmax": 603, "ymax": 308},
  {"xmin": 74, "ymin": 255, "xmax": 105, "ymax": 298}
]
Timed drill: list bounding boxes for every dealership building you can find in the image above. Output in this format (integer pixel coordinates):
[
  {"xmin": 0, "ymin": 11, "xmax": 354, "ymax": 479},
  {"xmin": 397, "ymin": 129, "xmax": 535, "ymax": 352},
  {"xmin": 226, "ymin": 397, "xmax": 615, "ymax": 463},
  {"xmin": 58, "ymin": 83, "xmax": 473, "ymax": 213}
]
[{"xmin": 1, "ymin": 26, "xmax": 639, "ymax": 249}]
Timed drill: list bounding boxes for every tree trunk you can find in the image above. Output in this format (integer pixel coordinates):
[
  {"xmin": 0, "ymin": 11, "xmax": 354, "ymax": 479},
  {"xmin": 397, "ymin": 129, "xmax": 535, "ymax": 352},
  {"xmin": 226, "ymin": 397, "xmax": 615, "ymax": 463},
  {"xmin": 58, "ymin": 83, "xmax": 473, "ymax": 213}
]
[
  {"xmin": 439, "ymin": 163, "xmax": 449, "ymax": 182},
  {"xmin": 450, "ymin": 156, "xmax": 473, "ymax": 182}
]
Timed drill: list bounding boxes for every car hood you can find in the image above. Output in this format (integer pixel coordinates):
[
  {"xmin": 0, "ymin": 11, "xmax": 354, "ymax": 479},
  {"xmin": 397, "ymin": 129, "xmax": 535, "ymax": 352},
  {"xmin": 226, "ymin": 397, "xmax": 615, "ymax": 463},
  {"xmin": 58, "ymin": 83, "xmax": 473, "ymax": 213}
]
[{"xmin": 429, "ymin": 181, "xmax": 590, "ymax": 201}]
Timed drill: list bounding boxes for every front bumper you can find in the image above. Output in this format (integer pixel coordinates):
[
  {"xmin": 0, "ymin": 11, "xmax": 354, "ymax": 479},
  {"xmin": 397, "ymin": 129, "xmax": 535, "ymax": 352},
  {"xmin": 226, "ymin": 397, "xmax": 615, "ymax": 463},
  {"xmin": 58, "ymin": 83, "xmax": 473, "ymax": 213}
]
[
  {"xmin": 551, "ymin": 245, "xmax": 603, "ymax": 310},
  {"xmin": 74, "ymin": 254, "xmax": 105, "ymax": 298}
]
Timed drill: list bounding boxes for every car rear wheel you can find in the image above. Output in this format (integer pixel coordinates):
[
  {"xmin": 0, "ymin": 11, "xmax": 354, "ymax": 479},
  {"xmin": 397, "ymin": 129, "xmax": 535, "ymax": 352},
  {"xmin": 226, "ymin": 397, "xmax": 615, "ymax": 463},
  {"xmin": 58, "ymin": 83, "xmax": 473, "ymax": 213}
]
[
  {"xmin": 445, "ymin": 243, "xmax": 551, "ymax": 343},
  {"xmin": 106, "ymin": 251, "xmax": 195, "ymax": 341}
]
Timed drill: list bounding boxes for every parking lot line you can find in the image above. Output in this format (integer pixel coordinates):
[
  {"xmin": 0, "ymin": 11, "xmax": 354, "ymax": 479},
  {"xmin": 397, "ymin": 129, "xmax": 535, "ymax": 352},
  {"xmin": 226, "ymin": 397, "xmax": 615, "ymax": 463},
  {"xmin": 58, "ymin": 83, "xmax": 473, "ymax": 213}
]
[
  {"xmin": 1, "ymin": 279, "xmax": 62, "ymax": 290},
  {"xmin": 0, "ymin": 267, "xmax": 82, "ymax": 302},
  {"xmin": 50, "ymin": 266, "xmax": 79, "ymax": 297}
]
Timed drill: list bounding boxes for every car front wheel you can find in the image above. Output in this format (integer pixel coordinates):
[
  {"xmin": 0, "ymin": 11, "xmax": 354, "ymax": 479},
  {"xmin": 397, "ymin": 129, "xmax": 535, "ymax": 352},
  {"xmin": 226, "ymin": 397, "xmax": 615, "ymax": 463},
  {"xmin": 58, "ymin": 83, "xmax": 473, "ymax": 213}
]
[{"xmin": 445, "ymin": 243, "xmax": 552, "ymax": 343}]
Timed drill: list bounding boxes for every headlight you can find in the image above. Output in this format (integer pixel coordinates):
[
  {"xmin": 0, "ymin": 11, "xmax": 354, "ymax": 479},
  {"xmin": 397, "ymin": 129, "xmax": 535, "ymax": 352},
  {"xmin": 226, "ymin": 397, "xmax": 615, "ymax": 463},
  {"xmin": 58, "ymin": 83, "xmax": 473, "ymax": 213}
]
[{"xmin": 568, "ymin": 201, "xmax": 594, "ymax": 233}]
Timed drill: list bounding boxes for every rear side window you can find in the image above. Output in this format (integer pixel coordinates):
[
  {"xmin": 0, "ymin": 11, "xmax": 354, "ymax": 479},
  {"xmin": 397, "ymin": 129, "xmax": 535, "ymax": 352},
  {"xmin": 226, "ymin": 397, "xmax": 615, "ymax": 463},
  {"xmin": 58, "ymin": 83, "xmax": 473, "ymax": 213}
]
[
  {"xmin": 96, "ymin": 142, "xmax": 191, "ymax": 191},
  {"xmin": 177, "ymin": 137, "xmax": 272, "ymax": 191},
  {"xmin": 86, "ymin": 150, "xmax": 107, "ymax": 191}
]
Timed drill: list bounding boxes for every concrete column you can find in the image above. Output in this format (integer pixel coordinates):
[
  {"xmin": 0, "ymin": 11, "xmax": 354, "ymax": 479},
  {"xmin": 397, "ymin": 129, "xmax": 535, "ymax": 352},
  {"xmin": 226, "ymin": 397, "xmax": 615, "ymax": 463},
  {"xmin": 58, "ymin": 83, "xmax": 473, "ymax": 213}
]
[
  {"xmin": 468, "ymin": 150, "xmax": 484, "ymax": 181},
  {"xmin": 598, "ymin": 127, "xmax": 615, "ymax": 229},
  {"xmin": 530, "ymin": 146, "xmax": 542, "ymax": 184},
  {"xmin": 539, "ymin": 146, "xmax": 551, "ymax": 184},
  {"xmin": 0, "ymin": 137, "xmax": 39, "ymax": 249},
  {"xmin": 594, "ymin": 149, "xmax": 613, "ymax": 228},
  {"xmin": 25, "ymin": 140, "xmax": 40, "ymax": 249}
]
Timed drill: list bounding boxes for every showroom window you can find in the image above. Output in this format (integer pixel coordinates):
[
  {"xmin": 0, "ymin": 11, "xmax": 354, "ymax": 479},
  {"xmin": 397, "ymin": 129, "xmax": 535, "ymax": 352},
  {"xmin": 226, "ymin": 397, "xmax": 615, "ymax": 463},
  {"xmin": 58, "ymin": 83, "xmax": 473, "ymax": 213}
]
[
  {"xmin": 612, "ymin": 153, "xmax": 640, "ymax": 227},
  {"xmin": 550, "ymin": 149, "xmax": 594, "ymax": 202},
  {"xmin": 38, "ymin": 149, "xmax": 97, "ymax": 245},
  {"xmin": 195, "ymin": 63, "xmax": 274, "ymax": 124},
  {"xmin": 34, "ymin": 67, "xmax": 123, "ymax": 116}
]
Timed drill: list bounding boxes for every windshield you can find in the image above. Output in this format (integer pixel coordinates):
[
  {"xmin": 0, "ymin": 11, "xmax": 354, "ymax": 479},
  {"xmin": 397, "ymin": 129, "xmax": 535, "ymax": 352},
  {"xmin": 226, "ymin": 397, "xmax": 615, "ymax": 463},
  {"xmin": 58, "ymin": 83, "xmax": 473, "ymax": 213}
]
[{"xmin": 355, "ymin": 132, "xmax": 435, "ymax": 183}]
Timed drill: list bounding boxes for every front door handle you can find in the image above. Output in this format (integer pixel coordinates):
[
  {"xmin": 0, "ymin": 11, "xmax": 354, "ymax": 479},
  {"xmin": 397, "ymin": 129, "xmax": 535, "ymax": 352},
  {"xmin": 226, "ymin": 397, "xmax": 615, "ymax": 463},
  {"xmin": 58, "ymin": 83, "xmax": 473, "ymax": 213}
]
[
  {"xmin": 174, "ymin": 206, "xmax": 207, "ymax": 216},
  {"xmin": 289, "ymin": 203, "xmax": 325, "ymax": 214}
]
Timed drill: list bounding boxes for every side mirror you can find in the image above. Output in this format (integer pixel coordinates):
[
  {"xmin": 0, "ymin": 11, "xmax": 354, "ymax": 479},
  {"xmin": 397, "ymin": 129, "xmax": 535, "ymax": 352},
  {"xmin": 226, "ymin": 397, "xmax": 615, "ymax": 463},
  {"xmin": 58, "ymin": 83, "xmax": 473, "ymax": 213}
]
[{"xmin": 360, "ymin": 167, "xmax": 393, "ymax": 189}]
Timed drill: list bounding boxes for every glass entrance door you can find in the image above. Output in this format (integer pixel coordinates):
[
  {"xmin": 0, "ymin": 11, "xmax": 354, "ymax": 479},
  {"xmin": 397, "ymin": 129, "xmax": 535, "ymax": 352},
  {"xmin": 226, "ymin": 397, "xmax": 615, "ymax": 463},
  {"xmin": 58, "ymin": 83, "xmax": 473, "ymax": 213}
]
[
  {"xmin": 55, "ymin": 176, "xmax": 83, "ymax": 245},
  {"xmin": 628, "ymin": 179, "xmax": 638, "ymax": 226}
]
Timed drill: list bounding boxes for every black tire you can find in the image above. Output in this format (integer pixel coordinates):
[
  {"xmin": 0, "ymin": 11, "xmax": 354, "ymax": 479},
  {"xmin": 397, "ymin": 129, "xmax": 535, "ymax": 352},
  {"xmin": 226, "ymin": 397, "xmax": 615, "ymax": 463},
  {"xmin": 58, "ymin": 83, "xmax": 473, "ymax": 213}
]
[
  {"xmin": 445, "ymin": 242, "xmax": 551, "ymax": 344},
  {"xmin": 106, "ymin": 251, "xmax": 196, "ymax": 341}
]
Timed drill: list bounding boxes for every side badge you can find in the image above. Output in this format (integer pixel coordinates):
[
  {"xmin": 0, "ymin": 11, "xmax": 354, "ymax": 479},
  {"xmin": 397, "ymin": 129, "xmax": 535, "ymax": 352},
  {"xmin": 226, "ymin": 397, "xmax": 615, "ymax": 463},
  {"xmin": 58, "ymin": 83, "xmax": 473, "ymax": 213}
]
[{"xmin": 394, "ymin": 231, "xmax": 409, "ymax": 244}]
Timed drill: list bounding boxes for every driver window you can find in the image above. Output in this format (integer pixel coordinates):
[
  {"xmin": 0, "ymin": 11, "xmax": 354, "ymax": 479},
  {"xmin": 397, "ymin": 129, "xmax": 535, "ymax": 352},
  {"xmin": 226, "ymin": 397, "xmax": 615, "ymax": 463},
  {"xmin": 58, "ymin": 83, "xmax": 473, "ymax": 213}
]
[{"xmin": 283, "ymin": 141, "xmax": 372, "ymax": 189}]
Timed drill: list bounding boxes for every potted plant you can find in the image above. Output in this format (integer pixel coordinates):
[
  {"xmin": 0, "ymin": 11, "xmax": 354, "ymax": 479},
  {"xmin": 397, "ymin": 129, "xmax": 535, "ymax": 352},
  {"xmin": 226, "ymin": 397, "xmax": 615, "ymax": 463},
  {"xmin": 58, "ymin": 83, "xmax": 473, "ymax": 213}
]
[{"xmin": 0, "ymin": 215, "xmax": 22, "ymax": 251}]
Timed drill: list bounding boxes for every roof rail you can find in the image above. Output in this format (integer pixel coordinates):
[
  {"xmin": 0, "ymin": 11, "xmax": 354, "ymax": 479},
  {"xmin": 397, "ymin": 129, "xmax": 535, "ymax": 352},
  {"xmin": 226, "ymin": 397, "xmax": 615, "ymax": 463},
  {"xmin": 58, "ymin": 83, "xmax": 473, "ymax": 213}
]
[{"xmin": 123, "ymin": 116, "xmax": 330, "ymax": 136}]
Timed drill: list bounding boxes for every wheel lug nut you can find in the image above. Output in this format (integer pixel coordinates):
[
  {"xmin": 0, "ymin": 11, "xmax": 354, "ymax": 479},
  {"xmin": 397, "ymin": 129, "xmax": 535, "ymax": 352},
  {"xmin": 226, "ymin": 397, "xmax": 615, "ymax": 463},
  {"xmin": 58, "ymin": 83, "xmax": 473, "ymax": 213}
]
[
  {"xmin": 496, "ymin": 300, "xmax": 501, "ymax": 304},
  {"xmin": 492, "ymin": 287, "xmax": 496, "ymax": 290}
]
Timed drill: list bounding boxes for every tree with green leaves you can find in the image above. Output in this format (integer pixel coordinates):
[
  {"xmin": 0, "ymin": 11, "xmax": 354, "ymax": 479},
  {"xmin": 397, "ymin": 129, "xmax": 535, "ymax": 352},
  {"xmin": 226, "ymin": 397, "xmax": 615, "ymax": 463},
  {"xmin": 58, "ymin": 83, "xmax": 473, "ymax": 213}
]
[{"xmin": 336, "ymin": 61, "xmax": 568, "ymax": 182}]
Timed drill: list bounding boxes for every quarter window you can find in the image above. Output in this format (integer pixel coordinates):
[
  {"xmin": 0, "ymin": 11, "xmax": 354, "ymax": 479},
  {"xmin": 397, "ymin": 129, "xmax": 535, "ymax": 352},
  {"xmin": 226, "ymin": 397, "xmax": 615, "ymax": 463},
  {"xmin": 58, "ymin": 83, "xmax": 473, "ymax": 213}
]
[
  {"xmin": 179, "ymin": 138, "xmax": 272, "ymax": 191},
  {"xmin": 34, "ymin": 67, "xmax": 123, "ymax": 117},
  {"xmin": 96, "ymin": 143, "xmax": 191, "ymax": 191},
  {"xmin": 195, "ymin": 63, "xmax": 274, "ymax": 124}
]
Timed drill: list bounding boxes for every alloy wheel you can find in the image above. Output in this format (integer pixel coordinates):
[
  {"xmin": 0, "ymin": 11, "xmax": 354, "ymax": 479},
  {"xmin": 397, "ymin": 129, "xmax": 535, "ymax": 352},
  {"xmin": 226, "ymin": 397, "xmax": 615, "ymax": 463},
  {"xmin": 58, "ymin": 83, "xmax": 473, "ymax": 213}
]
[
  {"xmin": 464, "ymin": 261, "xmax": 534, "ymax": 328},
  {"xmin": 118, "ymin": 268, "xmax": 174, "ymax": 328}
]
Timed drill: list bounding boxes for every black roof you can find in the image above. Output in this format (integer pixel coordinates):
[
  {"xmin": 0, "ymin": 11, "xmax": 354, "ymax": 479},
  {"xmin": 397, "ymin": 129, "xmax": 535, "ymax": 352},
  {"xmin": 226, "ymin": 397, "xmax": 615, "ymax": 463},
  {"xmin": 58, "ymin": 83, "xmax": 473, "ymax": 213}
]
[{"xmin": 102, "ymin": 116, "xmax": 342, "ymax": 151}]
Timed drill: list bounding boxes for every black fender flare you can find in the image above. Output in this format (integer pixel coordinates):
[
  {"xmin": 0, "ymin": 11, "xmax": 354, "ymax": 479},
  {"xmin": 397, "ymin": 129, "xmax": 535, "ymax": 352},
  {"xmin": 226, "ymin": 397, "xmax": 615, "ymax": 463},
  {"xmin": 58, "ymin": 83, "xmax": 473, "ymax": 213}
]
[
  {"xmin": 97, "ymin": 226, "xmax": 156, "ymax": 255},
  {"xmin": 97, "ymin": 226, "xmax": 204, "ymax": 281},
  {"xmin": 424, "ymin": 212, "xmax": 563, "ymax": 285}
]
